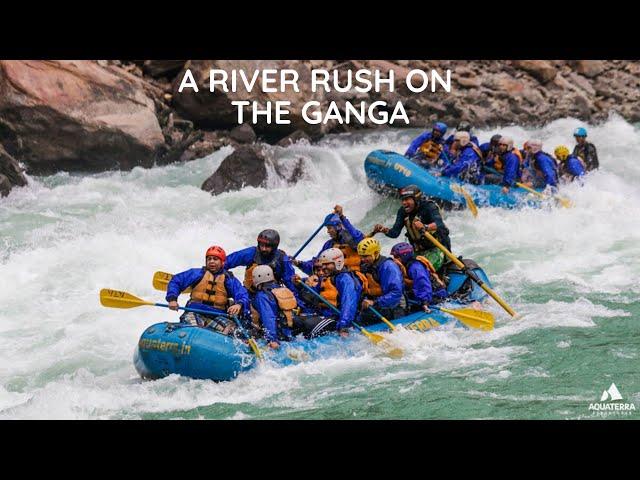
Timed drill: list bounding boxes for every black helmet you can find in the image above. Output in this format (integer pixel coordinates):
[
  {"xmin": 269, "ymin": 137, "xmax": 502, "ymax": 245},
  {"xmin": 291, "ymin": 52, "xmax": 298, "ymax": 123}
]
[
  {"xmin": 457, "ymin": 121, "xmax": 472, "ymax": 132},
  {"xmin": 490, "ymin": 134, "xmax": 502, "ymax": 145},
  {"xmin": 257, "ymin": 229, "xmax": 280, "ymax": 248},
  {"xmin": 399, "ymin": 184, "xmax": 422, "ymax": 200}
]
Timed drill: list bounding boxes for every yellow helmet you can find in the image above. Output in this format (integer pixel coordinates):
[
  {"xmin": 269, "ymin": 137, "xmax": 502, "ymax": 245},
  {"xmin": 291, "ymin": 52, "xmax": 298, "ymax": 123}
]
[
  {"xmin": 554, "ymin": 145, "xmax": 570, "ymax": 161},
  {"xmin": 357, "ymin": 238, "xmax": 381, "ymax": 257}
]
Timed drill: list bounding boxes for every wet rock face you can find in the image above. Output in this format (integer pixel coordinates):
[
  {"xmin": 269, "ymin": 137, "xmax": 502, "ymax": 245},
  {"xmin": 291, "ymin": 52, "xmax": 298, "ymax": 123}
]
[
  {"xmin": 201, "ymin": 145, "xmax": 268, "ymax": 195},
  {"xmin": 0, "ymin": 60, "xmax": 165, "ymax": 174},
  {"xmin": 0, "ymin": 143, "xmax": 27, "ymax": 197},
  {"xmin": 200, "ymin": 144, "xmax": 307, "ymax": 195}
]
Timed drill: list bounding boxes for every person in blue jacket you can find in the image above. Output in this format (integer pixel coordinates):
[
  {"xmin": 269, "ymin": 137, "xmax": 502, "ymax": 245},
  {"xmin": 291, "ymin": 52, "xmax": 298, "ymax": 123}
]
[
  {"xmin": 485, "ymin": 136, "xmax": 524, "ymax": 193},
  {"xmin": 297, "ymin": 248, "xmax": 362, "ymax": 338},
  {"xmin": 356, "ymin": 238, "xmax": 405, "ymax": 325},
  {"xmin": 523, "ymin": 139, "xmax": 559, "ymax": 191},
  {"xmin": 294, "ymin": 204, "xmax": 365, "ymax": 274},
  {"xmin": 440, "ymin": 131, "xmax": 483, "ymax": 184},
  {"xmin": 250, "ymin": 265, "xmax": 299, "ymax": 349},
  {"xmin": 480, "ymin": 134, "xmax": 502, "ymax": 159},
  {"xmin": 445, "ymin": 120, "xmax": 480, "ymax": 147},
  {"xmin": 404, "ymin": 121, "xmax": 449, "ymax": 167},
  {"xmin": 555, "ymin": 145, "xmax": 586, "ymax": 183},
  {"xmin": 166, "ymin": 245, "xmax": 250, "ymax": 332},
  {"xmin": 225, "ymin": 229, "xmax": 297, "ymax": 295},
  {"xmin": 390, "ymin": 242, "xmax": 447, "ymax": 312}
]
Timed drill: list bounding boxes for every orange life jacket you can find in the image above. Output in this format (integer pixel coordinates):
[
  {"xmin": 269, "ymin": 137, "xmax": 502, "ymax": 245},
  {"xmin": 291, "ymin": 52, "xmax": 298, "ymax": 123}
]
[
  {"xmin": 190, "ymin": 271, "xmax": 228, "ymax": 310},
  {"xmin": 359, "ymin": 257, "xmax": 394, "ymax": 298},
  {"xmin": 250, "ymin": 285, "xmax": 298, "ymax": 328},
  {"xmin": 334, "ymin": 243, "xmax": 361, "ymax": 271},
  {"xmin": 243, "ymin": 249, "xmax": 285, "ymax": 291},
  {"xmin": 392, "ymin": 256, "xmax": 447, "ymax": 290},
  {"xmin": 320, "ymin": 276, "xmax": 339, "ymax": 307},
  {"xmin": 418, "ymin": 139, "xmax": 443, "ymax": 160}
]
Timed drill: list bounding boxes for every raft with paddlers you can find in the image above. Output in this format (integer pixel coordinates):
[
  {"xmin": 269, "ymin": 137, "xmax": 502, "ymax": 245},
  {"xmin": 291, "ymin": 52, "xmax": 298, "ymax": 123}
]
[
  {"xmin": 132, "ymin": 297, "xmax": 493, "ymax": 382},
  {"xmin": 364, "ymin": 149, "xmax": 544, "ymax": 209},
  {"xmin": 101, "ymin": 256, "xmax": 494, "ymax": 382}
]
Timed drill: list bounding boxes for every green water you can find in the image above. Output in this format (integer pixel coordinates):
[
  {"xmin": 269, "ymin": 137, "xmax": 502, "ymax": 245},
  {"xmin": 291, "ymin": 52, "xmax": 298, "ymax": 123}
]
[{"xmin": 1, "ymin": 118, "xmax": 639, "ymax": 419}]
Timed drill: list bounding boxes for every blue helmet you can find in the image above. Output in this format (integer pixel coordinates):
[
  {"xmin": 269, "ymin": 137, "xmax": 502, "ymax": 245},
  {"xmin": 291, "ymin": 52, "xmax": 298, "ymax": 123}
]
[
  {"xmin": 325, "ymin": 214, "xmax": 343, "ymax": 229},
  {"xmin": 391, "ymin": 242, "xmax": 414, "ymax": 264},
  {"xmin": 433, "ymin": 122, "xmax": 448, "ymax": 135},
  {"xmin": 574, "ymin": 127, "xmax": 587, "ymax": 137}
]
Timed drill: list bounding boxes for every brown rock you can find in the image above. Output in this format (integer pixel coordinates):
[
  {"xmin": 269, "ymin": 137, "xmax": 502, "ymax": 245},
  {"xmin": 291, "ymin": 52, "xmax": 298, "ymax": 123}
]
[
  {"xmin": 172, "ymin": 60, "xmax": 325, "ymax": 138},
  {"xmin": 142, "ymin": 60, "xmax": 186, "ymax": 79},
  {"xmin": 229, "ymin": 123, "xmax": 257, "ymax": 144},
  {"xmin": 0, "ymin": 143, "xmax": 28, "ymax": 196},
  {"xmin": 512, "ymin": 60, "xmax": 558, "ymax": 84},
  {"xmin": 276, "ymin": 130, "xmax": 311, "ymax": 147},
  {"xmin": 201, "ymin": 145, "xmax": 267, "ymax": 195},
  {"xmin": 456, "ymin": 76, "xmax": 481, "ymax": 88},
  {"xmin": 0, "ymin": 60, "xmax": 165, "ymax": 174},
  {"xmin": 572, "ymin": 60, "xmax": 605, "ymax": 78}
]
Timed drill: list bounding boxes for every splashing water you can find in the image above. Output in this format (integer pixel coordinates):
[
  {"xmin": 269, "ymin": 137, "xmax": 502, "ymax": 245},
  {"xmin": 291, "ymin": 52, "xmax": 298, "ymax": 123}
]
[{"xmin": 1, "ymin": 115, "xmax": 639, "ymax": 419}]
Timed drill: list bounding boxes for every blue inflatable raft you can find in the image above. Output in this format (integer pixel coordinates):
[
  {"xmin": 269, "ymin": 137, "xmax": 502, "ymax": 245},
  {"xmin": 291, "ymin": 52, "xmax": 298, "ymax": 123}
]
[
  {"xmin": 365, "ymin": 150, "xmax": 543, "ymax": 209},
  {"xmin": 134, "ymin": 264, "xmax": 492, "ymax": 382}
]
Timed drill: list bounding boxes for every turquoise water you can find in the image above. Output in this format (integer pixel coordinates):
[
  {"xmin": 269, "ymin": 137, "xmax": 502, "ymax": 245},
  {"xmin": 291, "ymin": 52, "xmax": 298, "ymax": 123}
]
[{"xmin": 1, "ymin": 115, "xmax": 639, "ymax": 419}]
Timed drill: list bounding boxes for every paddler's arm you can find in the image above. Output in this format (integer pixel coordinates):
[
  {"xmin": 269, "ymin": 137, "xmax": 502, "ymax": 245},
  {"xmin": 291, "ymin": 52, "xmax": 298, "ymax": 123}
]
[
  {"xmin": 339, "ymin": 215, "xmax": 366, "ymax": 244},
  {"xmin": 252, "ymin": 292, "xmax": 279, "ymax": 347},
  {"xmin": 224, "ymin": 246, "xmax": 255, "ymax": 270},
  {"xmin": 166, "ymin": 268, "xmax": 204, "ymax": 309},
  {"xmin": 501, "ymin": 152, "xmax": 519, "ymax": 192},
  {"xmin": 405, "ymin": 131, "xmax": 430, "ymax": 157},
  {"xmin": 335, "ymin": 274, "xmax": 358, "ymax": 331},
  {"xmin": 378, "ymin": 208, "xmax": 405, "ymax": 238},
  {"xmin": 420, "ymin": 200, "xmax": 446, "ymax": 233},
  {"xmin": 408, "ymin": 261, "xmax": 433, "ymax": 307},
  {"xmin": 373, "ymin": 261, "xmax": 404, "ymax": 309},
  {"xmin": 225, "ymin": 273, "xmax": 250, "ymax": 315}
]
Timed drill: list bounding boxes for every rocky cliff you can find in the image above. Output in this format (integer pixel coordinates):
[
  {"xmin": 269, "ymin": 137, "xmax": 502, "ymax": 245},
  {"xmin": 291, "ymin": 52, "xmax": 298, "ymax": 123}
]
[{"xmin": 1, "ymin": 59, "xmax": 638, "ymax": 196}]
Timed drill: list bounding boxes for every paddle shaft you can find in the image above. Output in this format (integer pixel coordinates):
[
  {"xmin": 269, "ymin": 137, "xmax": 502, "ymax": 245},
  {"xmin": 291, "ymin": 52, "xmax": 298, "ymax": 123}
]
[
  {"xmin": 367, "ymin": 306, "xmax": 397, "ymax": 331},
  {"xmin": 292, "ymin": 213, "xmax": 334, "ymax": 260},
  {"xmin": 420, "ymin": 230, "xmax": 517, "ymax": 317},
  {"xmin": 297, "ymin": 279, "xmax": 370, "ymax": 334},
  {"xmin": 156, "ymin": 303, "xmax": 228, "ymax": 317},
  {"xmin": 483, "ymin": 166, "xmax": 545, "ymax": 197}
]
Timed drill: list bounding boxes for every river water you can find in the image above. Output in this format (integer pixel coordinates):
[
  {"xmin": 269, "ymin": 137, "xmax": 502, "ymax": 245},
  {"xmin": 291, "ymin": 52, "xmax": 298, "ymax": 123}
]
[{"xmin": 1, "ymin": 115, "xmax": 639, "ymax": 419}]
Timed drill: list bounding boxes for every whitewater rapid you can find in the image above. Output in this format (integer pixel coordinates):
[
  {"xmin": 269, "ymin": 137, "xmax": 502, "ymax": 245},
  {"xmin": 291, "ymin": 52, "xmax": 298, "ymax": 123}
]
[{"xmin": 1, "ymin": 115, "xmax": 639, "ymax": 419}]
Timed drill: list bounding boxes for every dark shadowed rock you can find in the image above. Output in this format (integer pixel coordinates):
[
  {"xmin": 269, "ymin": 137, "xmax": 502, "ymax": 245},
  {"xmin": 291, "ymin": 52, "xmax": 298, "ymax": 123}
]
[
  {"xmin": 0, "ymin": 143, "xmax": 28, "ymax": 197},
  {"xmin": 201, "ymin": 145, "xmax": 267, "ymax": 195},
  {"xmin": 229, "ymin": 123, "xmax": 257, "ymax": 144},
  {"xmin": 142, "ymin": 60, "xmax": 186, "ymax": 79},
  {"xmin": 276, "ymin": 130, "xmax": 311, "ymax": 147}
]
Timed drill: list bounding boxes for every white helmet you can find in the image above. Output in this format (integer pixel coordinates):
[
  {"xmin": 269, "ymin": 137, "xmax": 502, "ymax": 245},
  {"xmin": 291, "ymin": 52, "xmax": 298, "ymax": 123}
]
[
  {"xmin": 252, "ymin": 265, "xmax": 275, "ymax": 287},
  {"xmin": 528, "ymin": 139, "xmax": 543, "ymax": 154},
  {"xmin": 318, "ymin": 247, "xmax": 345, "ymax": 271},
  {"xmin": 499, "ymin": 136, "xmax": 514, "ymax": 150},
  {"xmin": 454, "ymin": 131, "xmax": 471, "ymax": 147}
]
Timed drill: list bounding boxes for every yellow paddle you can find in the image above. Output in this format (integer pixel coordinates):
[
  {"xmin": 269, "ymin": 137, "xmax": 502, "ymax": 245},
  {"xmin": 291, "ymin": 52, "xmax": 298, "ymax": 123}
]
[
  {"xmin": 420, "ymin": 231, "xmax": 518, "ymax": 318},
  {"xmin": 430, "ymin": 305, "xmax": 494, "ymax": 331},
  {"xmin": 450, "ymin": 183, "xmax": 479, "ymax": 217},
  {"xmin": 153, "ymin": 271, "xmax": 190, "ymax": 292},
  {"xmin": 99, "ymin": 289, "xmax": 263, "ymax": 360},
  {"xmin": 516, "ymin": 182, "xmax": 573, "ymax": 208},
  {"xmin": 296, "ymin": 280, "xmax": 403, "ymax": 359}
]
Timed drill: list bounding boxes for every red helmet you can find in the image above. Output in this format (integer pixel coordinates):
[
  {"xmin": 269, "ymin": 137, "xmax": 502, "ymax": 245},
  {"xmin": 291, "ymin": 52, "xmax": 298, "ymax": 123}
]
[{"xmin": 205, "ymin": 246, "xmax": 226, "ymax": 263}]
